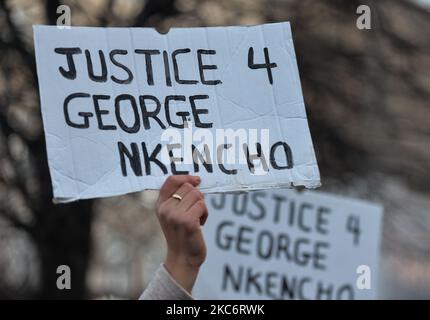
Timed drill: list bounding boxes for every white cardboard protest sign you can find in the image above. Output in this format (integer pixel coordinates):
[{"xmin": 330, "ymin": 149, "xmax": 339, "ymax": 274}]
[
  {"xmin": 33, "ymin": 23, "xmax": 320, "ymax": 202},
  {"xmin": 194, "ymin": 190, "xmax": 383, "ymax": 300}
]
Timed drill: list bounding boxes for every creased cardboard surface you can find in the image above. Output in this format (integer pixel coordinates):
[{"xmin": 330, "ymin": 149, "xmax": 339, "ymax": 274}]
[{"xmin": 33, "ymin": 23, "xmax": 320, "ymax": 202}]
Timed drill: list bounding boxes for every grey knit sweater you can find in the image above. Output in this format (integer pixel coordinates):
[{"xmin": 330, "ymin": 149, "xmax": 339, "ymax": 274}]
[{"xmin": 139, "ymin": 264, "xmax": 194, "ymax": 300}]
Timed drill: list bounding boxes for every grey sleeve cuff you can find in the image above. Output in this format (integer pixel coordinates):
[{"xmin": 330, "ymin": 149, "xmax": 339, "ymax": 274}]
[{"xmin": 139, "ymin": 264, "xmax": 194, "ymax": 300}]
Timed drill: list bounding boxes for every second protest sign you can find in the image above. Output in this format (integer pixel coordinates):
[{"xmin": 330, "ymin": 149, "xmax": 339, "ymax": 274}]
[{"xmin": 194, "ymin": 189, "xmax": 383, "ymax": 299}]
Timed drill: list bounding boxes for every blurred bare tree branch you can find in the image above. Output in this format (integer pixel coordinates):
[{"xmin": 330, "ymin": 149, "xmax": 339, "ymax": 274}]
[{"xmin": 0, "ymin": 0, "xmax": 93, "ymax": 299}]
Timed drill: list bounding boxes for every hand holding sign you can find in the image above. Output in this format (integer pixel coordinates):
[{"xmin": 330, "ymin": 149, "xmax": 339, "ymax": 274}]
[{"xmin": 156, "ymin": 175, "xmax": 208, "ymax": 294}]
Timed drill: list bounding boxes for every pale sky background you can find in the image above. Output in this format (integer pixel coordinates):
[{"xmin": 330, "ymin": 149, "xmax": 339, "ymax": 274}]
[{"xmin": 416, "ymin": 0, "xmax": 430, "ymax": 7}]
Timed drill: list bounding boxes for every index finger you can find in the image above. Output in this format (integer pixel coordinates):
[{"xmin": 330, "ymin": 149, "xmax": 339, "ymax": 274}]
[{"xmin": 158, "ymin": 175, "xmax": 201, "ymax": 203}]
